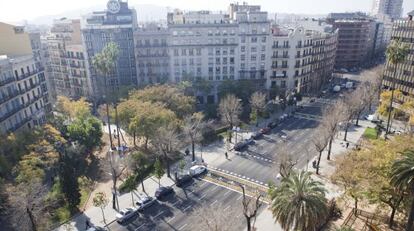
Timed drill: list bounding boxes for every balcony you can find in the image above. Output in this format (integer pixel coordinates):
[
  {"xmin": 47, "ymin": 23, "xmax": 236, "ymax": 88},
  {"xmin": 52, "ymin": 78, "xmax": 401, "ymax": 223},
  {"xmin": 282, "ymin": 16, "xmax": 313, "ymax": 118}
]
[
  {"xmin": 0, "ymin": 104, "xmax": 24, "ymax": 123},
  {"xmin": 24, "ymin": 95, "xmax": 41, "ymax": 107},
  {"xmin": 8, "ymin": 116, "xmax": 32, "ymax": 133},
  {"xmin": 270, "ymin": 74, "xmax": 287, "ymax": 79},
  {"xmin": 0, "ymin": 90, "xmax": 20, "ymax": 105},
  {"xmin": 19, "ymin": 83, "xmax": 40, "ymax": 94},
  {"xmin": 0, "ymin": 77, "xmax": 15, "ymax": 86},
  {"xmin": 272, "ymin": 45, "xmax": 290, "ymax": 49},
  {"xmin": 16, "ymin": 68, "xmax": 44, "ymax": 81}
]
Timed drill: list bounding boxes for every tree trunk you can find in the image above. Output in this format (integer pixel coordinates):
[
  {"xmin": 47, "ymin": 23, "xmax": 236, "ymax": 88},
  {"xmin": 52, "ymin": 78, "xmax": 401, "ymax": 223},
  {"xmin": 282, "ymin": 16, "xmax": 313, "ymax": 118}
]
[
  {"xmin": 164, "ymin": 152, "xmax": 171, "ymax": 178},
  {"xmin": 344, "ymin": 123, "xmax": 349, "ymax": 141},
  {"xmin": 131, "ymin": 191, "xmax": 134, "ymax": 206},
  {"xmin": 229, "ymin": 122, "xmax": 233, "ymax": 143},
  {"xmin": 316, "ymin": 151, "xmax": 322, "ymax": 175},
  {"xmin": 389, "ymin": 195, "xmax": 403, "ymax": 228},
  {"xmin": 144, "ymin": 137, "xmax": 148, "ymax": 150},
  {"xmin": 133, "ymin": 131, "xmax": 136, "ymax": 147},
  {"xmin": 26, "ymin": 207, "xmax": 37, "ymax": 231},
  {"xmin": 114, "ymin": 105, "xmax": 121, "ymax": 155},
  {"xmin": 406, "ymin": 195, "xmax": 414, "ymax": 231},
  {"xmin": 355, "ymin": 111, "xmax": 361, "ymax": 126},
  {"xmin": 246, "ymin": 216, "xmax": 252, "ymax": 231},
  {"xmin": 386, "ymin": 67, "xmax": 398, "ymax": 135},
  {"xmin": 101, "ymin": 207, "xmax": 107, "ymax": 225},
  {"xmin": 327, "ymin": 137, "xmax": 333, "ymax": 160},
  {"xmin": 141, "ymin": 180, "xmax": 146, "ymax": 193},
  {"xmin": 105, "ymin": 103, "xmax": 113, "ymax": 149},
  {"xmin": 191, "ymin": 139, "xmax": 195, "ymax": 162},
  {"xmin": 353, "ymin": 197, "xmax": 358, "ymax": 215}
]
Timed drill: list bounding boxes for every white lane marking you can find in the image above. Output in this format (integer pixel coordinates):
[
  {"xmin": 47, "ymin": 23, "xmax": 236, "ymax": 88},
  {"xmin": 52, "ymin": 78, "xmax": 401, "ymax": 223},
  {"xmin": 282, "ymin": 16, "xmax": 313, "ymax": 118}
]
[
  {"xmin": 167, "ymin": 216, "xmax": 175, "ymax": 223},
  {"xmin": 179, "ymin": 224, "xmax": 188, "ymax": 230},
  {"xmin": 183, "ymin": 205, "xmax": 192, "ymax": 212},
  {"xmin": 199, "ymin": 181, "xmax": 207, "ymax": 187},
  {"xmin": 237, "ymin": 195, "xmax": 243, "ymax": 200},
  {"xmin": 211, "ymin": 200, "xmax": 218, "ymax": 205},
  {"xmin": 135, "ymin": 224, "xmax": 145, "ymax": 230},
  {"xmin": 172, "ymin": 200, "xmax": 180, "ymax": 206},
  {"xmin": 224, "ymin": 205, "xmax": 231, "ymax": 211},
  {"xmin": 153, "ymin": 211, "xmax": 164, "ymax": 219},
  {"xmin": 223, "ymin": 190, "xmax": 232, "ymax": 196},
  {"xmin": 199, "ymin": 193, "xmax": 207, "ymax": 200}
]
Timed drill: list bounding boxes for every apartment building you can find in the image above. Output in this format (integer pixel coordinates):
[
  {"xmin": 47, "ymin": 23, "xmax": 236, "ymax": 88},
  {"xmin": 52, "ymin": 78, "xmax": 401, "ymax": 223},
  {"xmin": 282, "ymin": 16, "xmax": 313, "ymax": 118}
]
[
  {"xmin": 268, "ymin": 22, "xmax": 337, "ymax": 96},
  {"xmin": 81, "ymin": 0, "xmax": 138, "ymax": 102},
  {"xmin": 135, "ymin": 24, "xmax": 170, "ymax": 85},
  {"xmin": 382, "ymin": 11, "xmax": 414, "ymax": 102},
  {"xmin": 0, "ymin": 22, "xmax": 47, "ymax": 134},
  {"xmin": 372, "ymin": 0, "xmax": 403, "ymax": 20},
  {"xmin": 43, "ymin": 18, "xmax": 91, "ymax": 102},
  {"xmin": 327, "ymin": 13, "xmax": 376, "ymax": 69}
]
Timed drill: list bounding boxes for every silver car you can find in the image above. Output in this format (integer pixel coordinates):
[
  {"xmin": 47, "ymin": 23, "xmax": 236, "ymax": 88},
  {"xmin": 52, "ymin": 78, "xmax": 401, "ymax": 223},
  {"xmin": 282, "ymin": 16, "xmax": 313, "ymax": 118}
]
[
  {"xmin": 116, "ymin": 207, "xmax": 137, "ymax": 223},
  {"xmin": 136, "ymin": 196, "xmax": 156, "ymax": 211}
]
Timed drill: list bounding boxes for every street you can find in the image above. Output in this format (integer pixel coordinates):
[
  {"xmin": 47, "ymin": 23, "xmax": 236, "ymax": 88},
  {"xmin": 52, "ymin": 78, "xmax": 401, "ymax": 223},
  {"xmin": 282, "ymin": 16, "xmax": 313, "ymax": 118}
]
[{"xmin": 108, "ymin": 179, "xmax": 262, "ymax": 231}]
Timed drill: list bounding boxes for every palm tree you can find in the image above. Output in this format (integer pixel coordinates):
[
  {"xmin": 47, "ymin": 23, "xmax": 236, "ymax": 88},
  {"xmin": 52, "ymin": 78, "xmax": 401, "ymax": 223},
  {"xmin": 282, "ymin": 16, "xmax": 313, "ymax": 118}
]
[
  {"xmin": 270, "ymin": 171, "xmax": 328, "ymax": 231},
  {"xmin": 390, "ymin": 150, "xmax": 414, "ymax": 231},
  {"xmin": 92, "ymin": 42, "xmax": 120, "ymax": 149},
  {"xmin": 385, "ymin": 39, "xmax": 409, "ymax": 136}
]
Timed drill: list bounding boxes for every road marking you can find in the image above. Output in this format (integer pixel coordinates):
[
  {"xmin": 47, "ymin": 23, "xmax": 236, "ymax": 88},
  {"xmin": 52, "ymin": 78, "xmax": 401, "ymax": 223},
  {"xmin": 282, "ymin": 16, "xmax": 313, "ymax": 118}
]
[
  {"xmin": 153, "ymin": 211, "xmax": 164, "ymax": 219},
  {"xmin": 179, "ymin": 224, "xmax": 188, "ymax": 230},
  {"xmin": 135, "ymin": 224, "xmax": 145, "ymax": 230},
  {"xmin": 223, "ymin": 190, "xmax": 232, "ymax": 196},
  {"xmin": 199, "ymin": 193, "xmax": 207, "ymax": 200},
  {"xmin": 237, "ymin": 195, "xmax": 243, "ymax": 200},
  {"xmin": 224, "ymin": 205, "xmax": 231, "ymax": 211},
  {"xmin": 172, "ymin": 201, "xmax": 180, "ymax": 206},
  {"xmin": 183, "ymin": 204, "xmax": 192, "ymax": 212},
  {"xmin": 167, "ymin": 216, "xmax": 175, "ymax": 223},
  {"xmin": 211, "ymin": 200, "xmax": 218, "ymax": 205},
  {"xmin": 199, "ymin": 181, "xmax": 207, "ymax": 187}
]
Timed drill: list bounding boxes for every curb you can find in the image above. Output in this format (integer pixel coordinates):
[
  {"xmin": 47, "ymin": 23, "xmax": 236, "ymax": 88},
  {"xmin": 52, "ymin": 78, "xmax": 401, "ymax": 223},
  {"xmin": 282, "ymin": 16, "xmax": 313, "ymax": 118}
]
[{"xmin": 235, "ymin": 152, "xmax": 275, "ymax": 163}]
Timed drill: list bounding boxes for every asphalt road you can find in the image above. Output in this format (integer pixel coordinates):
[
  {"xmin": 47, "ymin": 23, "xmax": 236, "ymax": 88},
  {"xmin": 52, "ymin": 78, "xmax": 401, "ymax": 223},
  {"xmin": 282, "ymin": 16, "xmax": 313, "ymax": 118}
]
[{"xmin": 108, "ymin": 179, "xmax": 260, "ymax": 231}]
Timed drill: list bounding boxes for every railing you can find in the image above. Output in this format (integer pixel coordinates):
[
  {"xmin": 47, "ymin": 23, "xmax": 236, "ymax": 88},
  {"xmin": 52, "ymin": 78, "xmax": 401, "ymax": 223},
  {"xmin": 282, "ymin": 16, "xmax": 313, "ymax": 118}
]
[
  {"xmin": 0, "ymin": 77, "xmax": 15, "ymax": 86},
  {"xmin": 0, "ymin": 104, "xmax": 24, "ymax": 122},
  {"xmin": 8, "ymin": 117, "xmax": 31, "ymax": 133},
  {"xmin": 0, "ymin": 90, "xmax": 20, "ymax": 105}
]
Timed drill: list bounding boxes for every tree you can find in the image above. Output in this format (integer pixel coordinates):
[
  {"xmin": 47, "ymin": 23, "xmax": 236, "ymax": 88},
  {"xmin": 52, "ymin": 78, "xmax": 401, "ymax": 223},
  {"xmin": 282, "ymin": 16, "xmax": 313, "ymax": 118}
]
[
  {"xmin": 152, "ymin": 124, "xmax": 181, "ymax": 178},
  {"xmin": 8, "ymin": 180, "xmax": 51, "ymax": 231},
  {"xmin": 107, "ymin": 150, "xmax": 126, "ymax": 210},
  {"xmin": 183, "ymin": 112, "xmax": 209, "ymax": 161},
  {"xmin": 128, "ymin": 151, "xmax": 152, "ymax": 193},
  {"xmin": 58, "ymin": 149, "xmax": 81, "ymax": 211},
  {"xmin": 384, "ymin": 39, "xmax": 410, "ymax": 135},
  {"xmin": 312, "ymin": 126, "xmax": 330, "ymax": 175},
  {"xmin": 340, "ymin": 96, "xmax": 358, "ymax": 141},
  {"xmin": 390, "ymin": 149, "xmax": 414, "ymax": 231},
  {"xmin": 189, "ymin": 203, "xmax": 239, "ymax": 231},
  {"xmin": 120, "ymin": 174, "xmax": 138, "ymax": 206},
  {"xmin": 66, "ymin": 116, "xmax": 103, "ymax": 151},
  {"xmin": 128, "ymin": 84, "xmax": 195, "ymax": 118},
  {"xmin": 55, "ymin": 96, "xmax": 91, "ymax": 121},
  {"xmin": 321, "ymin": 103, "xmax": 343, "ymax": 160},
  {"xmin": 92, "ymin": 42, "xmax": 120, "ymax": 149},
  {"xmin": 249, "ymin": 92, "xmax": 267, "ymax": 126},
  {"xmin": 92, "ymin": 192, "xmax": 109, "ymax": 225},
  {"xmin": 239, "ymin": 184, "xmax": 262, "ymax": 231},
  {"xmin": 275, "ymin": 143, "xmax": 297, "ymax": 179},
  {"xmin": 153, "ymin": 158, "xmax": 165, "ymax": 187},
  {"xmin": 270, "ymin": 171, "xmax": 328, "ymax": 231},
  {"xmin": 218, "ymin": 94, "xmax": 242, "ymax": 143}
]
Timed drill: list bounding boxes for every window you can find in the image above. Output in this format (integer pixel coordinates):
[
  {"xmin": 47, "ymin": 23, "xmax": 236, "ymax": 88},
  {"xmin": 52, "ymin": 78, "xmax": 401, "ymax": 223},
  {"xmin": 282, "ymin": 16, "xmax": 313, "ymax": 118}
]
[
  {"xmin": 261, "ymin": 37, "xmax": 266, "ymax": 42},
  {"xmin": 230, "ymin": 57, "xmax": 235, "ymax": 64},
  {"xmin": 241, "ymin": 46, "xmax": 246, "ymax": 52},
  {"xmin": 181, "ymin": 49, "xmax": 187, "ymax": 56},
  {"xmin": 251, "ymin": 37, "xmax": 257, "ymax": 43},
  {"xmin": 230, "ymin": 48, "xmax": 235, "ymax": 55},
  {"xmin": 216, "ymin": 58, "xmax": 220, "ymax": 65},
  {"xmin": 196, "ymin": 48, "xmax": 202, "ymax": 55},
  {"xmin": 215, "ymin": 48, "xmax": 221, "ymax": 55},
  {"xmin": 223, "ymin": 57, "xmax": 228, "ymax": 64},
  {"xmin": 261, "ymin": 54, "xmax": 265, "ymax": 60},
  {"xmin": 281, "ymin": 80, "xmax": 286, "ymax": 88},
  {"xmin": 261, "ymin": 46, "xmax": 266, "ymax": 51},
  {"xmin": 251, "ymin": 55, "xmax": 256, "ymax": 61},
  {"xmin": 189, "ymin": 49, "xmax": 194, "ymax": 56},
  {"xmin": 208, "ymin": 67, "xmax": 214, "ymax": 74},
  {"xmin": 241, "ymin": 55, "xmax": 245, "ymax": 61},
  {"xmin": 241, "ymin": 37, "xmax": 246, "ymax": 43},
  {"xmin": 251, "ymin": 47, "xmax": 257, "ymax": 52}
]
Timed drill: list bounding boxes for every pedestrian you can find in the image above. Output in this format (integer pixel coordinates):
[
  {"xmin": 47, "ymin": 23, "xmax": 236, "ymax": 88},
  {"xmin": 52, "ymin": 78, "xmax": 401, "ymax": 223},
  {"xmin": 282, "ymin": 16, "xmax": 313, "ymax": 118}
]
[
  {"xmin": 85, "ymin": 219, "xmax": 91, "ymax": 229},
  {"xmin": 346, "ymin": 142, "xmax": 349, "ymax": 148},
  {"xmin": 225, "ymin": 152, "xmax": 228, "ymax": 159}
]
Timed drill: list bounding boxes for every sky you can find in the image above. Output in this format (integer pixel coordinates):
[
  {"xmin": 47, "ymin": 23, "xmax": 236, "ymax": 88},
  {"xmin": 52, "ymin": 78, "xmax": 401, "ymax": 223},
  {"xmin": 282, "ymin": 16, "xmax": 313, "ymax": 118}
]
[{"xmin": 0, "ymin": 0, "xmax": 413, "ymax": 23}]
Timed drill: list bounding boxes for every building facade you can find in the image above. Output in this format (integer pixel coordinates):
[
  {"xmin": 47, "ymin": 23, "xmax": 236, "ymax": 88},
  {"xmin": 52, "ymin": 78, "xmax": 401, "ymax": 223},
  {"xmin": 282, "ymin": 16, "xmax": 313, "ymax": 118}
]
[
  {"xmin": 268, "ymin": 23, "xmax": 337, "ymax": 96},
  {"xmin": 81, "ymin": 0, "xmax": 138, "ymax": 101},
  {"xmin": 0, "ymin": 22, "xmax": 47, "ymax": 134},
  {"xmin": 382, "ymin": 11, "xmax": 414, "ymax": 102},
  {"xmin": 372, "ymin": 0, "xmax": 403, "ymax": 20},
  {"xmin": 43, "ymin": 18, "xmax": 91, "ymax": 102}
]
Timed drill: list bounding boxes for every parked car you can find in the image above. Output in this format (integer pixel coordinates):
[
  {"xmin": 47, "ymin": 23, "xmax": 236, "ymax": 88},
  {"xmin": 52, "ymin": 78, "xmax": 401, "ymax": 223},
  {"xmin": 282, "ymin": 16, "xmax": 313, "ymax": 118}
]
[
  {"xmin": 86, "ymin": 227, "xmax": 105, "ymax": 231},
  {"xmin": 190, "ymin": 165, "xmax": 207, "ymax": 176},
  {"xmin": 176, "ymin": 174, "xmax": 193, "ymax": 187},
  {"xmin": 267, "ymin": 121, "xmax": 277, "ymax": 129},
  {"xmin": 251, "ymin": 131, "xmax": 263, "ymax": 140},
  {"xmin": 136, "ymin": 196, "xmax": 156, "ymax": 211},
  {"xmin": 244, "ymin": 138, "xmax": 254, "ymax": 145},
  {"xmin": 155, "ymin": 186, "xmax": 174, "ymax": 199},
  {"xmin": 234, "ymin": 142, "xmax": 247, "ymax": 151},
  {"xmin": 260, "ymin": 127, "xmax": 271, "ymax": 134},
  {"xmin": 116, "ymin": 207, "xmax": 137, "ymax": 223}
]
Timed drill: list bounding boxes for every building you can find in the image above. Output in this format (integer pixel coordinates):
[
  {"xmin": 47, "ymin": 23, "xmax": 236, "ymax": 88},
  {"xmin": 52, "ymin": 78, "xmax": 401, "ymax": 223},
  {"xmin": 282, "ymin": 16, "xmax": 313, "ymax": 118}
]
[
  {"xmin": 0, "ymin": 22, "xmax": 48, "ymax": 134},
  {"xmin": 43, "ymin": 18, "xmax": 91, "ymax": 101},
  {"xmin": 372, "ymin": 0, "xmax": 403, "ymax": 20},
  {"xmin": 327, "ymin": 13, "xmax": 376, "ymax": 69},
  {"xmin": 382, "ymin": 11, "xmax": 414, "ymax": 102},
  {"xmin": 81, "ymin": 0, "xmax": 138, "ymax": 102},
  {"xmin": 135, "ymin": 24, "xmax": 170, "ymax": 85},
  {"xmin": 268, "ymin": 21, "xmax": 337, "ymax": 96}
]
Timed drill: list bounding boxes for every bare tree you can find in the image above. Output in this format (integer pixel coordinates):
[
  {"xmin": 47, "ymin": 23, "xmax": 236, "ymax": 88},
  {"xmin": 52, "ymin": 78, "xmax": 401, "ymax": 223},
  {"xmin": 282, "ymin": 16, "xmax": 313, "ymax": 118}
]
[
  {"xmin": 312, "ymin": 126, "xmax": 330, "ymax": 175},
  {"xmin": 362, "ymin": 66, "xmax": 383, "ymax": 110},
  {"xmin": 218, "ymin": 94, "xmax": 242, "ymax": 142},
  {"xmin": 107, "ymin": 150, "xmax": 126, "ymax": 210},
  {"xmin": 8, "ymin": 181, "xmax": 50, "ymax": 231},
  {"xmin": 275, "ymin": 143, "xmax": 298, "ymax": 178},
  {"xmin": 321, "ymin": 103, "xmax": 343, "ymax": 160},
  {"xmin": 239, "ymin": 185, "xmax": 262, "ymax": 231},
  {"xmin": 189, "ymin": 203, "xmax": 240, "ymax": 231},
  {"xmin": 152, "ymin": 124, "xmax": 181, "ymax": 178},
  {"xmin": 183, "ymin": 112, "xmax": 210, "ymax": 162},
  {"xmin": 339, "ymin": 96, "xmax": 358, "ymax": 141},
  {"xmin": 249, "ymin": 92, "xmax": 267, "ymax": 126}
]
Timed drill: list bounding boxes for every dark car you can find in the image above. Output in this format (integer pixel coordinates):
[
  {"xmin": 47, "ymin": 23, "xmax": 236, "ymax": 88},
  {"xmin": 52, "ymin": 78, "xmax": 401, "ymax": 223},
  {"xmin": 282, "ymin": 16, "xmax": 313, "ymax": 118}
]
[
  {"xmin": 260, "ymin": 127, "xmax": 271, "ymax": 134},
  {"xmin": 234, "ymin": 142, "xmax": 247, "ymax": 151},
  {"xmin": 155, "ymin": 186, "xmax": 174, "ymax": 199},
  {"xmin": 267, "ymin": 122, "xmax": 277, "ymax": 129},
  {"xmin": 251, "ymin": 132, "xmax": 263, "ymax": 140},
  {"xmin": 176, "ymin": 174, "xmax": 193, "ymax": 187}
]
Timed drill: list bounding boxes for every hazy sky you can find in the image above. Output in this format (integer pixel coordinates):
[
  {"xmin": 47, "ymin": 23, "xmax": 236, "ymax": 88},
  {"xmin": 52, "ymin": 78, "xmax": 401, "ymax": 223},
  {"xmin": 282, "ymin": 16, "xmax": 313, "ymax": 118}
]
[{"xmin": 1, "ymin": 0, "xmax": 413, "ymax": 22}]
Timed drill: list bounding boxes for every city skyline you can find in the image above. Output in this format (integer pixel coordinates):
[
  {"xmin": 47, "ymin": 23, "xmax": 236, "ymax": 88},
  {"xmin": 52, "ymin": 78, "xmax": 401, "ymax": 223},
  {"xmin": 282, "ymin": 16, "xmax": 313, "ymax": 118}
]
[{"xmin": 1, "ymin": 0, "xmax": 413, "ymax": 23}]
